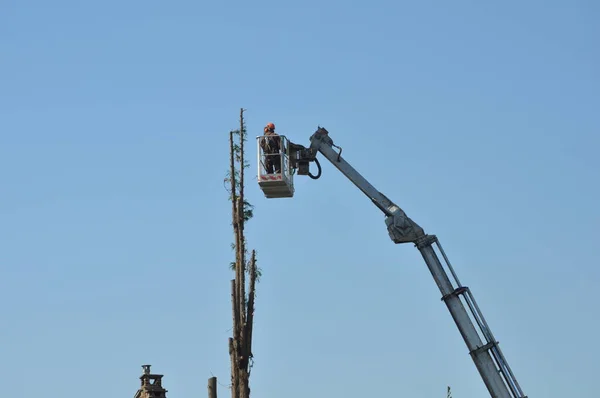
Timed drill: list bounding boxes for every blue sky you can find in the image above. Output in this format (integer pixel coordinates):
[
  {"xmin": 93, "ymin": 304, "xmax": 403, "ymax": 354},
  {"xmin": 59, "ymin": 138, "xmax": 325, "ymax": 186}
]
[{"xmin": 1, "ymin": 0, "xmax": 598, "ymax": 397}]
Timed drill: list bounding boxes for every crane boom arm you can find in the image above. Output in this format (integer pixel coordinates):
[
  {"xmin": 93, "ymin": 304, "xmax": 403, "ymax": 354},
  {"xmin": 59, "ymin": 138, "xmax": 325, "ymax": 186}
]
[
  {"xmin": 307, "ymin": 128, "xmax": 425, "ymax": 244},
  {"xmin": 302, "ymin": 127, "xmax": 528, "ymax": 398}
]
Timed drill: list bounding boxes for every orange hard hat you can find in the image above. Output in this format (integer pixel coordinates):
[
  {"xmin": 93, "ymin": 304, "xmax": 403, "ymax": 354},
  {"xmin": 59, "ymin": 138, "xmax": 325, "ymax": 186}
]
[{"xmin": 265, "ymin": 122, "xmax": 275, "ymax": 131}]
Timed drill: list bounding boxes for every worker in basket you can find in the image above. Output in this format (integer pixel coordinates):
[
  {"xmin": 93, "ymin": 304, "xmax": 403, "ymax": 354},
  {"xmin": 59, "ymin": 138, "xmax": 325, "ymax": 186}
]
[{"xmin": 261, "ymin": 122, "xmax": 282, "ymax": 174}]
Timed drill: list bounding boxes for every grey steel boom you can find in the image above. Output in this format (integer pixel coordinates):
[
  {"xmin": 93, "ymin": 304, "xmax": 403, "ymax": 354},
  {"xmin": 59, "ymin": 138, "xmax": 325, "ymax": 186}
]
[{"xmin": 288, "ymin": 127, "xmax": 528, "ymax": 398}]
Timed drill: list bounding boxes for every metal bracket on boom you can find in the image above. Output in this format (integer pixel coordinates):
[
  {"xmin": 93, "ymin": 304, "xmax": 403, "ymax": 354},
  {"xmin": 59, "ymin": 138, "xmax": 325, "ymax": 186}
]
[{"xmin": 289, "ymin": 127, "xmax": 425, "ymax": 244}]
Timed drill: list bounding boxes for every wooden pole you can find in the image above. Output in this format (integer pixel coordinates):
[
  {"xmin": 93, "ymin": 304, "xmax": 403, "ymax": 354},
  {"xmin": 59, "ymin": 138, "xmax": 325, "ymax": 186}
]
[{"xmin": 208, "ymin": 377, "xmax": 217, "ymax": 398}]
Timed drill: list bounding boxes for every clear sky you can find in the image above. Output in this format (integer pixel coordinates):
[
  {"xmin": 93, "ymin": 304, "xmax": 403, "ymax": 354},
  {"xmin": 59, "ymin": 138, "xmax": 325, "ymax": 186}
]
[{"xmin": 1, "ymin": 1, "xmax": 598, "ymax": 397}]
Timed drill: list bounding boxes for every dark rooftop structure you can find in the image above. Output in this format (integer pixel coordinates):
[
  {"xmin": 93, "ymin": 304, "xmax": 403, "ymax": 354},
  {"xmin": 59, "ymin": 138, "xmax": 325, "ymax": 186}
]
[{"xmin": 133, "ymin": 365, "xmax": 168, "ymax": 398}]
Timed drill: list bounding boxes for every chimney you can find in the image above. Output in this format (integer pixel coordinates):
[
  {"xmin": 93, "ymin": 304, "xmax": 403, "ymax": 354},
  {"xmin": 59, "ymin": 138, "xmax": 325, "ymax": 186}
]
[{"xmin": 133, "ymin": 365, "xmax": 168, "ymax": 398}]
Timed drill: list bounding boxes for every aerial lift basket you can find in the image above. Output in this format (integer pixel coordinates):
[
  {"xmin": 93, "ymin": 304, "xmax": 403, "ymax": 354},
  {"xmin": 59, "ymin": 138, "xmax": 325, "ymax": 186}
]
[{"xmin": 256, "ymin": 134, "xmax": 295, "ymax": 198}]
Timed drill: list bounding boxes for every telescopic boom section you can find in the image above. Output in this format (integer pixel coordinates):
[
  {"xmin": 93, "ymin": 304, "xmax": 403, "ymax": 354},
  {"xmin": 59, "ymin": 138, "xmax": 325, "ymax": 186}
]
[{"xmin": 306, "ymin": 127, "xmax": 528, "ymax": 398}]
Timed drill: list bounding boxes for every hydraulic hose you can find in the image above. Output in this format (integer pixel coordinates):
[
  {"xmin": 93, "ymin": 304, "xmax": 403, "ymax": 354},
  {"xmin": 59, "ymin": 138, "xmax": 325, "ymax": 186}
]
[{"xmin": 308, "ymin": 157, "xmax": 322, "ymax": 180}]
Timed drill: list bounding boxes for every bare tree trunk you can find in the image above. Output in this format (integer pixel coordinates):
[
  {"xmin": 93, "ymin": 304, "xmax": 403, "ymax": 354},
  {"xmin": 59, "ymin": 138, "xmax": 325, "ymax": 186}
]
[
  {"xmin": 229, "ymin": 280, "xmax": 239, "ymax": 398},
  {"xmin": 238, "ymin": 107, "xmax": 247, "ymax": 329},
  {"xmin": 244, "ymin": 251, "xmax": 257, "ymax": 365},
  {"xmin": 226, "ymin": 108, "xmax": 259, "ymax": 398},
  {"xmin": 228, "ymin": 338, "xmax": 238, "ymax": 398}
]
